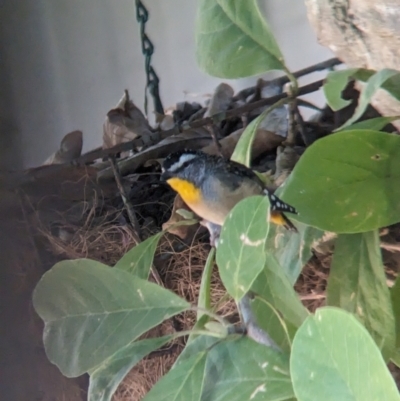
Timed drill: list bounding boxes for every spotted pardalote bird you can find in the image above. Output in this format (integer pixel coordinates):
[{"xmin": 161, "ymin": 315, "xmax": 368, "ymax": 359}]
[{"xmin": 161, "ymin": 149, "xmax": 298, "ymax": 232}]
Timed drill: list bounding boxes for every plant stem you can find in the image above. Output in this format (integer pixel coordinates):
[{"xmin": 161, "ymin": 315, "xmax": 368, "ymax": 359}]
[
  {"xmin": 109, "ymin": 156, "xmax": 163, "ymax": 286},
  {"xmin": 190, "ymin": 305, "xmax": 229, "ymax": 327}
]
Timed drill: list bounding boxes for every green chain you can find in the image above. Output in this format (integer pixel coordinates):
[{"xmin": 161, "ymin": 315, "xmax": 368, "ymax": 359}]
[{"xmin": 135, "ymin": 0, "xmax": 164, "ymax": 115}]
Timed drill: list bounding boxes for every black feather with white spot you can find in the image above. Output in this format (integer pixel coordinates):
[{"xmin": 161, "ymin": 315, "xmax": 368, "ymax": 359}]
[{"xmin": 263, "ymin": 188, "xmax": 297, "ymax": 215}]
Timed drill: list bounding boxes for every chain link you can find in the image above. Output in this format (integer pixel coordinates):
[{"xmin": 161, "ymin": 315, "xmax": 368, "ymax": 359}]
[{"xmin": 135, "ymin": 0, "xmax": 164, "ymax": 116}]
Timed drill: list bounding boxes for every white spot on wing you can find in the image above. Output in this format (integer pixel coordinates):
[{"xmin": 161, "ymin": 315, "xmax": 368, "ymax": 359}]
[
  {"xmin": 261, "ymin": 362, "xmax": 269, "ymax": 369},
  {"xmin": 137, "ymin": 289, "xmax": 144, "ymax": 301}
]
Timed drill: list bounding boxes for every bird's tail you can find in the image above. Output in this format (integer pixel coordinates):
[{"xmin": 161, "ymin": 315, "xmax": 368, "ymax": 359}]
[
  {"xmin": 263, "ymin": 188, "xmax": 298, "ymax": 232},
  {"xmin": 270, "ymin": 210, "xmax": 298, "ymax": 232}
]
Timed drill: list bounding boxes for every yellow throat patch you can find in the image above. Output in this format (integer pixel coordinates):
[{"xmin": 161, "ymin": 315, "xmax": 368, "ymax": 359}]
[{"xmin": 167, "ymin": 178, "xmax": 201, "ymax": 205}]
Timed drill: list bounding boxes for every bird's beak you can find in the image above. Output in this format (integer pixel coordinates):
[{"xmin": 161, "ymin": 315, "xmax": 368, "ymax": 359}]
[{"xmin": 160, "ymin": 169, "xmax": 171, "ymax": 181}]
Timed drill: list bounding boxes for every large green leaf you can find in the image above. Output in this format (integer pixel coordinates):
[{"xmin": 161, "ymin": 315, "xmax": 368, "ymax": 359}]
[
  {"xmin": 291, "ymin": 307, "xmax": 400, "ymax": 401},
  {"xmin": 280, "ymin": 129, "xmax": 400, "ymax": 233},
  {"xmin": 201, "ymin": 337, "xmax": 294, "ymax": 401},
  {"xmin": 323, "ymin": 69, "xmax": 374, "ymax": 111},
  {"xmin": 195, "ymin": 0, "xmax": 285, "ymax": 78},
  {"xmin": 32, "ymin": 259, "xmax": 189, "ymax": 377},
  {"xmin": 143, "ymin": 352, "xmax": 207, "ymax": 401},
  {"xmin": 88, "ymin": 336, "xmax": 172, "ymax": 401},
  {"xmin": 266, "ymin": 221, "xmax": 325, "ymax": 285},
  {"xmin": 216, "ymin": 196, "xmax": 270, "ymax": 301},
  {"xmin": 251, "ymin": 256, "xmax": 308, "ymax": 329},
  {"xmin": 327, "ymin": 231, "xmax": 395, "ymax": 359}
]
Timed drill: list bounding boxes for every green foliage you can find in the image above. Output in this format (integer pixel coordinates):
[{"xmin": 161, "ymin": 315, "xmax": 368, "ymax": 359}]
[
  {"xmin": 216, "ymin": 195, "xmax": 270, "ymax": 301},
  {"xmin": 32, "ymin": 259, "xmax": 189, "ymax": 377},
  {"xmin": 231, "ymin": 100, "xmax": 287, "ymax": 167},
  {"xmin": 326, "ymin": 231, "xmax": 396, "ymax": 359},
  {"xmin": 116, "ymin": 219, "xmax": 197, "ymax": 278},
  {"xmin": 323, "ymin": 68, "xmax": 374, "ymax": 110},
  {"xmin": 280, "ymin": 129, "xmax": 400, "ymax": 233},
  {"xmin": 324, "ymin": 68, "xmax": 400, "ymax": 129},
  {"xmin": 115, "ymin": 231, "xmax": 163, "ymax": 278},
  {"xmin": 33, "ymin": 2, "xmax": 400, "ymax": 400},
  {"xmin": 266, "ymin": 222, "xmax": 325, "ymax": 285},
  {"xmin": 195, "ymin": 0, "xmax": 286, "ymax": 78},
  {"xmin": 202, "ymin": 337, "xmax": 295, "ymax": 401},
  {"xmin": 291, "ymin": 308, "xmax": 400, "ymax": 401},
  {"xmin": 197, "ymin": 247, "xmax": 215, "ymax": 321},
  {"xmin": 88, "ymin": 336, "xmax": 172, "ymax": 401},
  {"xmin": 142, "ymin": 352, "xmax": 207, "ymax": 401},
  {"xmin": 252, "ymin": 256, "xmax": 308, "ymax": 331},
  {"xmin": 339, "ymin": 115, "xmax": 400, "ymax": 132},
  {"xmin": 390, "ymin": 277, "xmax": 400, "ymax": 350}
]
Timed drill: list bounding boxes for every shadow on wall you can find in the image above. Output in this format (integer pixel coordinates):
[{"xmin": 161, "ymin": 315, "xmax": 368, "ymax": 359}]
[{"xmin": 0, "ymin": 41, "xmax": 23, "ymax": 170}]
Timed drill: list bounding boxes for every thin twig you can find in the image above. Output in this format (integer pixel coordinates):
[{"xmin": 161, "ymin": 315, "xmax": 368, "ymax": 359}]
[
  {"xmin": 294, "ymin": 104, "xmax": 308, "ymax": 145},
  {"xmin": 109, "ymin": 157, "xmax": 163, "ymax": 286},
  {"xmin": 109, "ymin": 157, "xmax": 141, "ymax": 243},
  {"xmin": 381, "ymin": 242, "xmax": 400, "ymax": 253},
  {"xmin": 208, "ymin": 124, "xmax": 224, "ymax": 157},
  {"xmin": 286, "ymin": 97, "xmax": 297, "ymax": 146},
  {"xmin": 299, "ymin": 293, "xmax": 326, "ymax": 301},
  {"xmin": 233, "ymin": 57, "xmax": 341, "ymax": 101}
]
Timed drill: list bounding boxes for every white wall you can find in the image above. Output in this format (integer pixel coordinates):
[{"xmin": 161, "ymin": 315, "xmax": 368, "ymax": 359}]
[{"xmin": 0, "ymin": 0, "xmax": 333, "ymax": 169}]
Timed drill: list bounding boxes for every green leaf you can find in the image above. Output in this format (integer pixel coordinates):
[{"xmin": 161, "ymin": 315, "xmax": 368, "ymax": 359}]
[
  {"xmin": 115, "ymin": 220, "xmax": 197, "ymax": 278},
  {"xmin": 115, "ymin": 231, "xmax": 164, "ymax": 278},
  {"xmin": 143, "ymin": 352, "xmax": 207, "ymax": 401},
  {"xmin": 231, "ymin": 100, "xmax": 287, "ymax": 167},
  {"xmin": 195, "ymin": 0, "xmax": 286, "ymax": 78},
  {"xmin": 266, "ymin": 221, "xmax": 325, "ymax": 285},
  {"xmin": 280, "ymin": 129, "xmax": 400, "ymax": 233},
  {"xmin": 202, "ymin": 337, "xmax": 294, "ymax": 401},
  {"xmin": 250, "ymin": 296, "xmax": 292, "ymax": 352},
  {"xmin": 327, "ymin": 231, "xmax": 395, "ymax": 359},
  {"xmin": 251, "ymin": 256, "xmax": 308, "ymax": 329},
  {"xmin": 178, "ymin": 334, "xmax": 221, "ymax": 363},
  {"xmin": 32, "ymin": 259, "xmax": 189, "ymax": 377},
  {"xmin": 197, "ymin": 247, "xmax": 215, "ymax": 321},
  {"xmin": 291, "ymin": 307, "xmax": 400, "ymax": 401},
  {"xmin": 390, "ymin": 276, "xmax": 400, "ymax": 349},
  {"xmin": 216, "ymin": 196, "xmax": 270, "ymax": 301},
  {"xmin": 338, "ymin": 116, "xmax": 400, "ymax": 132},
  {"xmin": 88, "ymin": 336, "xmax": 172, "ymax": 401},
  {"xmin": 391, "ymin": 348, "xmax": 400, "ymax": 369},
  {"xmin": 323, "ymin": 68, "xmax": 374, "ymax": 111},
  {"xmin": 341, "ymin": 69, "xmax": 400, "ymax": 129}
]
